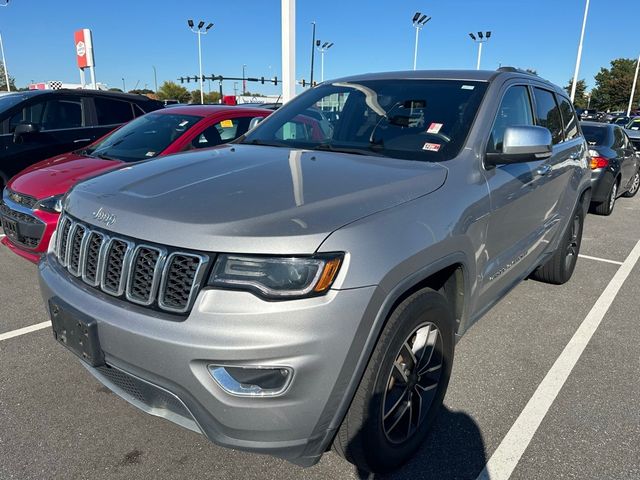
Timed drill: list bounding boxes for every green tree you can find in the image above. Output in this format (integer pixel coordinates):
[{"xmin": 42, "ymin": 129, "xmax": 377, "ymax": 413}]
[
  {"xmin": 156, "ymin": 81, "xmax": 190, "ymax": 103},
  {"xmin": 590, "ymin": 58, "xmax": 640, "ymax": 111},
  {"xmin": 0, "ymin": 61, "xmax": 17, "ymax": 91},
  {"xmin": 190, "ymin": 89, "xmax": 222, "ymax": 104},
  {"xmin": 108, "ymin": 87, "xmax": 124, "ymax": 92},
  {"xmin": 564, "ymin": 79, "xmax": 588, "ymax": 109}
]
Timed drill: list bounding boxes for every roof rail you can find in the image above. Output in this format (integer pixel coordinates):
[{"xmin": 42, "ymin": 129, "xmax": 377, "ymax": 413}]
[{"xmin": 496, "ymin": 66, "xmax": 538, "ymax": 76}]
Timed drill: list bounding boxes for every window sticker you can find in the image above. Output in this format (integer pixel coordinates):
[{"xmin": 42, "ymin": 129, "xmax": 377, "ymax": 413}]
[
  {"xmin": 427, "ymin": 122, "xmax": 443, "ymax": 134},
  {"xmin": 422, "ymin": 142, "xmax": 441, "ymax": 152},
  {"xmin": 461, "ymin": 85, "xmax": 475, "ymax": 90},
  {"xmin": 145, "ymin": 151, "xmax": 156, "ymax": 157},
  {"xmin": 220, "ymin": 119, "xmax": 234, "ymax": 128},
  {"xmin": 178, "ymin": 120, "xmax": 190, "ymax": 127}
]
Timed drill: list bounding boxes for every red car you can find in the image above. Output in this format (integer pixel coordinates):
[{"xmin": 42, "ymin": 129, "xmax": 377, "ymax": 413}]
[{"xmin": 1, "ymin": 105, "xmax": 271, "ymax": 263}]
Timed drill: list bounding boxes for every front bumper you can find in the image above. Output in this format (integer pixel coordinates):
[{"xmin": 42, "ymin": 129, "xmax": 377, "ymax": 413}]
[
  {"xmin": 39, "ymin": 253, "xmax": 377, "ymax": 466},
  {"xmin": 0, "ymin": 196, "xmax": 58, "ymax": 263}
]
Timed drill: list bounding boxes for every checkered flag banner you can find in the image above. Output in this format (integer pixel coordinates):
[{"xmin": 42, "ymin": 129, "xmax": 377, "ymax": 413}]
[{"xmin": 48, "ymin": 81, "xmax": 63, "ymax": 90}]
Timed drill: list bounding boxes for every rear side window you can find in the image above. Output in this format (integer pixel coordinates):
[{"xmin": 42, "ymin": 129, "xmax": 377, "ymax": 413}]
[
  {"xmin": 557, "ymin": 96, "xmax": 580, "ymax": 141},
  {"xmin": 532, "ymin": 88, "xmax": 563, "ymax": 144},
  {"xmin": 40, "ymin": 98, "xmax": 83, "ymax": 131},
  {"xmin": 612, "ymin": 127, "xmax": 625, "ymax": 149},
  {"xmin": 488, "ymin": 85, "xmax": 534, "ymax": 153},
  {"xmin": 94, "ymin": 98, "xmax": 135, "ymax": 125}
]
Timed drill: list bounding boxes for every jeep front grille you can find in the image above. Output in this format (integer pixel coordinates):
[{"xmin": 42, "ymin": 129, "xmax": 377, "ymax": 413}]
[{"xmin": 55, "ymin": 215, "xmax": 209, "ymax": 314}]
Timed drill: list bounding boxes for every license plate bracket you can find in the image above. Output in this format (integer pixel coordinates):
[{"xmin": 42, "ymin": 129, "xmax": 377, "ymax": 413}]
[{"xmin": 49, "ymin": 298, "xmax": 105, "ymax": 367}]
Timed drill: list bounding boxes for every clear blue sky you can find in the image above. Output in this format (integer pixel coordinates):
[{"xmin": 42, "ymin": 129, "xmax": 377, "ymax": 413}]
[{"xmin": 1, "ymin": 0, "xmax": 638, "ymax": 96}]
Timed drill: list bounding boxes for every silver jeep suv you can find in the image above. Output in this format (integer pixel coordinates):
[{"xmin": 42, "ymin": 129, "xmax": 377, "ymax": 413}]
[{"xmin": 39, "ymin": 69, "xmax": 590, "ymax": 473}]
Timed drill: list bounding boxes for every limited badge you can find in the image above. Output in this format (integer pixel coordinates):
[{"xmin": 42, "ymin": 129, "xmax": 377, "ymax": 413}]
[{"xmin": 422, "ymin": 142, "xmax": 441, "ymax": 152}]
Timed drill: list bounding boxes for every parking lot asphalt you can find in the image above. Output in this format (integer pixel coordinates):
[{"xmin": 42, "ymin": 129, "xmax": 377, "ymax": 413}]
[{"xmin": 1, "ymin": 193, "xmax": 639, "ymax": 480}]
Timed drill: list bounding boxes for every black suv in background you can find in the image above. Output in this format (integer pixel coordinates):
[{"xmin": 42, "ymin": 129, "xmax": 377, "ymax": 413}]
[{"xmin": 0, "ymin": 90, "xmax": 164, "ymax": 188}]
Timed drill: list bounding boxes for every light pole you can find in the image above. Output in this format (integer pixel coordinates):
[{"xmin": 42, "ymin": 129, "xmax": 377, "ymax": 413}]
[
  {"xmin": 0, "ymin": 32, "xmax": 10, "ymax": 92},
  {"xmin": 627, "ymin": 53, "xmax": 640, "ymax": 117},
  {"xmin": 121, "ymin": 77, "xmax": 125, "ymax": 91},
  {"xmin": 0, "ymin": 0, "xmax": 11, "ymax": 92},
  {"xmin": 412, "ymin": 12, "xmax": 431, "ymax": 71},
  {"xmin": 316, "ymin": 41, "xmax": 333, "ymax": 82},
  {"xmin": 310, "ymin": 21, "xmax": 317, "ymax": 87},
  {"xmin": 152, "ymin": 65, "xmax": 158, "ymax": 93},
  {"xmin": 469, "ymin": 31, "xmax": 491, "ymax": 70},
  {"xmin": 187, "ymin": 19, "xmax": 213, "ymax": 104},
  {"xmin": 242, "ymin": 64, "xmax": 247, "ymax": 95},
  {"xmin": 570, "ymin": 0, "xmax": 590, "ymax": 102}
]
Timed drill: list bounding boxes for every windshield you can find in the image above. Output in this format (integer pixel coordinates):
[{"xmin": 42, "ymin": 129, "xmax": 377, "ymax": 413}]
[
  {"xmin": 241, "ymin": 79, "xmax": 488, "ymax": 162},
  {"xmin": 627, "ymin": 118, "xmax": 640, "ymax": 130},
  {"xmin": 0, "ymin": 94, "xmax": 27, "ymax": 113},
  {"xmin": 581, "ymin": 125, "xmax": 609, "ymax": 146},
  {"xmin": 84, "ymin": 112, "xmax": 202, "ymax": 162}
]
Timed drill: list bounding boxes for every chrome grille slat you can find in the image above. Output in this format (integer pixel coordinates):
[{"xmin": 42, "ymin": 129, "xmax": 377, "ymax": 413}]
[
  {"xmin": 53, "ymin": 216, "xmax": 207, "ymax": 314},
  {"xmin": 81, "ymin": 231, "xmax": 106, "ymax": 287},
  {"xmin": 126, "ymin": 245, "xmax": 165, "ymax": 306},
  {"xmin": 158, "ymin": 253, "xmax": 208, "ymax": 314}
]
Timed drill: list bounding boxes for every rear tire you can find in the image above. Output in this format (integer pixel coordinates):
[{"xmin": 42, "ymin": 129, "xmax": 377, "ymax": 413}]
[
  {"xmin": 623, "ymin": 170, "xmax": 640, "ymax": 198},
  {"xmin": 333, "ymin": 288, "xmax": 454, "ymax": 473},
  {"xmin": 593, "ymin": 179, "xmax": 618, "ymax": 215},
  {"xmin": 531, "ymin": 200, "xmax": 584, "ymax": 285}
]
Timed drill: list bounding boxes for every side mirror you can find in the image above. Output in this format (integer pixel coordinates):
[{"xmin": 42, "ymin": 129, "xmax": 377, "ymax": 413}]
[
  {"xmin": 13, "ymin": 123, "xmax": 41, "ymax": 144},
  {"xmin": 486, "ymin": 125, "xmax": 553, "ymax": 167},
  {"xmin": 248, "ymin": 117, "xmax": 263, "ymax": 130}
]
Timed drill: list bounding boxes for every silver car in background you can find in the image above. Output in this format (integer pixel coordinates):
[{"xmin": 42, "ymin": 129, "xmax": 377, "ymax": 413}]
[{"xmin": 39, "ymin": 68, "xmax": 591, "ymax": 473}]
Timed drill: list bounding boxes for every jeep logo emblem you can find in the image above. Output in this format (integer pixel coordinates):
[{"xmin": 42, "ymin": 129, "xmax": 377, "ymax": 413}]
[{"xmin": 92, "ymin": 207, "xmax": 117, "ymax": 227}]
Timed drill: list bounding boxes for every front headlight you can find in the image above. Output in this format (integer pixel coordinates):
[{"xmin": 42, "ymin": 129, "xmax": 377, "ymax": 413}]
[
  {"xmin": 208, "ymin": 253, "xmax": 343, "ymax": 299},
  {"xmin": 34, "ymin": 194, "xmax": 63, "ymax": 213}
]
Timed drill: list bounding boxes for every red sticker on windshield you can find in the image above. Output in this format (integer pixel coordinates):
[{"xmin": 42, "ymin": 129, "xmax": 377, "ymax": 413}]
[
  {"xmin": 422, "ymin": 142, "xmax": 441, "ymax": 152},
  {"xmin": 427, "ymin": 123, "xmax": 443, "ymax": 134}
]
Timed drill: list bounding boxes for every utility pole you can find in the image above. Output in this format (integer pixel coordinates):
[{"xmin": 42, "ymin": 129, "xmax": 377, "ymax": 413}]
[{"xmin": 571, "ymin": 0, "xmax": 590, "ymax": 102}]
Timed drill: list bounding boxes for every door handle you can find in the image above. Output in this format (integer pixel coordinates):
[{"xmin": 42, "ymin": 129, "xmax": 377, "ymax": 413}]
[
  {"xmin": 536, "ymin": 164, "xmax": 552, "ymax": 176},
  {"xmin": 73, "ymin": 138, "xmax": 92, "ymax": 143}
]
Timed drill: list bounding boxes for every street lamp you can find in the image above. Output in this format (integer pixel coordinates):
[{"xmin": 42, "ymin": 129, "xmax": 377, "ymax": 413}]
[
  {"xmin": 316, "ymin": 40, "xmax": 333, "ymax": 82},
  {"xmin": 187, "ymin": 19, "xmax": 214, "ymax": 104},
  {"xmin": 242, "ymin": 64, "xmax": 247, "ymax": 95},
  {"xmin": 412, "ymin": 12, "xmax": 431, "ymax": 71},
  {"xmin": 1, "ymin": 0, "xmax": 11, "ymax": 91},
  {"xmin": 570, "ymin": 0, "xmax": 590, "ymax": 102},
  {"xmin": 469, "ymin": 31, "xmax": 492, "ymax": 70}
]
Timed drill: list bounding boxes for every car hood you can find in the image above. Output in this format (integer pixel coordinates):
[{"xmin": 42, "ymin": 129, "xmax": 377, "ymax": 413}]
[
  {"xmin": 65, "ymin": 145, "xmax": 448, "ymax": 254},
  {"xmin": 8, "ymin": 152, "xmax": 121, "ymax": 200}
]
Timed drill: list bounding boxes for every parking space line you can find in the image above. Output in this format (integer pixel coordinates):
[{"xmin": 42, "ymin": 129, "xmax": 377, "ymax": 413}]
[
  {"xmin": 0, "ymin": 321, "xmax": 51, "ymax": 342},
  {"xmin": 578, "ymin": 253, "xmax": 624, "ymax": 266},
  {"xmin": 477, "ymin": 239, "xmax": 640, "ymax": 480}
]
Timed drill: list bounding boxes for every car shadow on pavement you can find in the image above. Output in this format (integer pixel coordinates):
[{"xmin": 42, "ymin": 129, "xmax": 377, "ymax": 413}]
[{"xmin": 353, "ymin": 406, "xmax": 487, "ymax": 480}]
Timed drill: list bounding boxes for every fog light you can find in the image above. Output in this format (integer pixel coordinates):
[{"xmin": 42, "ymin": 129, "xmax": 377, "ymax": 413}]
[{"xmin": 208, "ymin": 365, "xmax": 293, "ymax": 397}]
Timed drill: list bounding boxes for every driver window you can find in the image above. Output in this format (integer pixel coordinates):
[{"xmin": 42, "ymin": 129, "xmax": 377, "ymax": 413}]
[
  {"xmin": 9, "ymin": 102, "xmax": 45, "ymax": 133},
  {"xmin": 488, "ymin": 86, "xmax": 534, "ymax": 153}
]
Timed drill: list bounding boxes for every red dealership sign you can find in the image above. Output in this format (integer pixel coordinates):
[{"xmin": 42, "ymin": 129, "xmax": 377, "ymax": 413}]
[{"xmin": 74, "ymin": 29, "xmax": 95, "ymax": 69}]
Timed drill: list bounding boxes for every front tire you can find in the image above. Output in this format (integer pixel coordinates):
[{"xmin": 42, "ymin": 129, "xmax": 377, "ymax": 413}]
[
  {"xmin": 333, "ymin": 289, "xmax": 454, "ymax": 473},
  {"xmin": 531, "ymin": 199, "xmax": 584, "ymax": 285},
  {"xmin": 623, "ymin": 170, "xmax": 640, "ymax": 198}
]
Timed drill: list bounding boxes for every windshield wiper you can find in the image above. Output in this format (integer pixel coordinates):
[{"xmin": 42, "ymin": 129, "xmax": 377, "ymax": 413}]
[
  {"xmin": 243, "ymin": 139, "xmax": 290, "ymax": 148},
  {"xmin": 92, "ymin": 153, "xmax": 118, "ymax": 161},
  {"xmin": 312, "ymin": 143, "xmax": 385, "ymax": 157}
]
